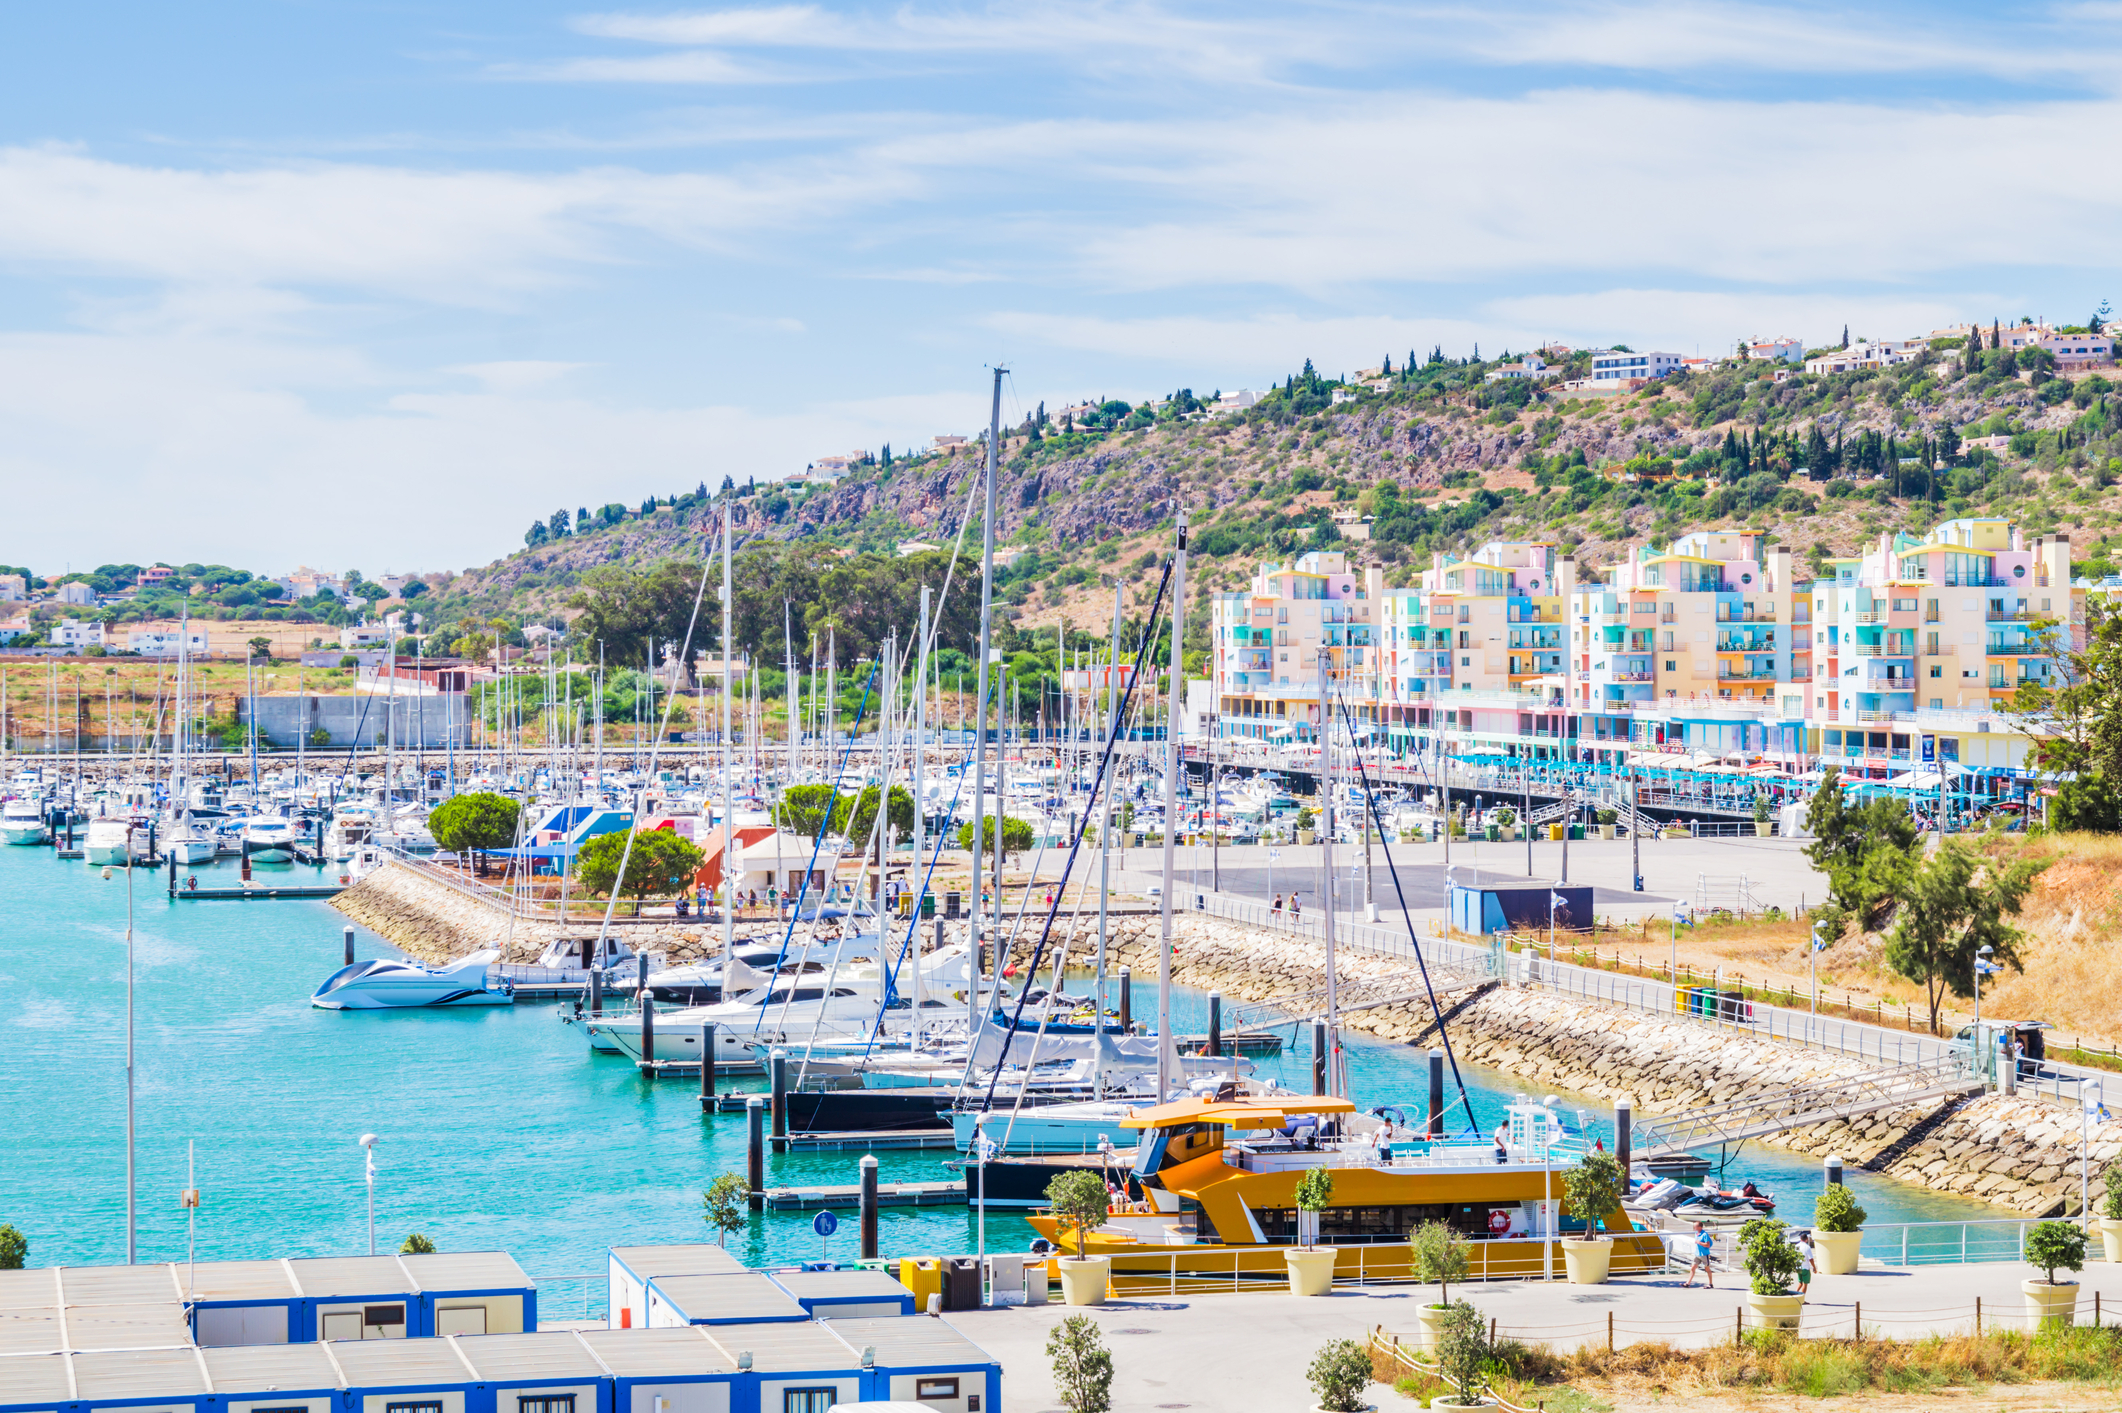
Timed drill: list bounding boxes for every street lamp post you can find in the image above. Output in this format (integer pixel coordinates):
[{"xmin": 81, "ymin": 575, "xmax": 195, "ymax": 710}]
[
  {"xmin": 359, "ymin": 1134, "xmax": 378, "ymax": 1255},
  {"xmin": 1973, "ymin": 944, "xmax": 1995, "ymax": 1082}
]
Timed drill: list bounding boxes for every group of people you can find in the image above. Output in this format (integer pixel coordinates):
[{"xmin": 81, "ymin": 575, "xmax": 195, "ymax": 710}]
[
  {"xmin": 1682, "ymin": 1221, "xmax": 1819, "ymax": 1294},
  {"xmin": 1268, "ymin": 893, "xmax": 1303, "ymax": 923}
]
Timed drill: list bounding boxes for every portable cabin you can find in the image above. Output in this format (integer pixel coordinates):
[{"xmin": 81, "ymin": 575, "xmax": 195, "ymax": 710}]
[
  {"xmin": 606, "ymin": 1249, "xmax": 744, "ymax": 1331},
  {"xmin": 453, "ymin": 1332, "xmax": 613, "ymax": 1413},
  {"xmin": 577, "ymin": 1327, "xmax": 740, "ymax": 1413},
  {"xmin": 319, "ymin": 1330, "xmax": 476, "ymax": 1413},
  {"xmin": 1448, "ymin": 882, "xmax": 1593, "ymax": 937},
  {"xmin": 818, "ymin": 1318, "xmax": 998, "ymax": 1413},
  {"xmin": 200, "ymin": 1342, "xmax": 346, "ymax": 1413},
  {"xmin": 705, "ymin": 1322, "xmax": 869, "ymax": 1413},
  {"xmin": 642, "ymin": 1277, "xmax": 806, "ymax": 1329},
  {"xmin": 759, "ymin": 1274, "xmax": 911, "ymax": 1322}
]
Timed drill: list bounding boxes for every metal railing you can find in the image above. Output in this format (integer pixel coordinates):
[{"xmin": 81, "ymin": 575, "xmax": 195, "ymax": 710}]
[{"xmin": 1631, "ymin": 1053, "xmax": 1980, "ymax": 1156}]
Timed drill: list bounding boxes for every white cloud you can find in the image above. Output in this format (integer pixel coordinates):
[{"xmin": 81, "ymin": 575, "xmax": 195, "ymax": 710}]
[{"xmin": 448, "ymin": 360, "xmax": 591, "ymax": 392}]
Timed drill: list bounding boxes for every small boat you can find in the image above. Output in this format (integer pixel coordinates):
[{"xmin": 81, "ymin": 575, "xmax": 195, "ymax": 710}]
[
  {"xmin": 0, "ymin": 798, "xmax": 48, "ymax": 846},
  {"xmin": 82, "ymin": 816, "xmax": 144, "ymax": 866},
  {"xmin": 240, "ymin": 816, "xmax": 299, "ymax": 862},
  {"xmin": 312, "ymin": 948, "xmax": 515, "ymax": 1009}
]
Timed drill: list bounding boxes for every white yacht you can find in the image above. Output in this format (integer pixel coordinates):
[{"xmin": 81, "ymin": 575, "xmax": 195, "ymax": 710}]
[
  {"xmin": 322, "ymin": 806, "xmax": 377, "ymax": 861},
  {"xmin": 312, "ymin": 949, "xmax": 514, "ymax": 1009},
  {"xmin": 82, "ymin": 816, "xmax": 144, "ymax": 866},
  {"xmin": 585, "ymin": 978, "xmax": 885, "ymax": 1069},
  {"xmin": 162, "ymin": 814, "xmax": 218, "ymax": 865},
  {"xmin": 0, "ymin": 798, "xmax": 47, "ymax": 846},
  {"xmin": 239, "ymin": 816, "xmax": 299, "ymax": 862}
]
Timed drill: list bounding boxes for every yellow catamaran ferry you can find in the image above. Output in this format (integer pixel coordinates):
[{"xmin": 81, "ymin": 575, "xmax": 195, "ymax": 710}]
[{"xmin": 1027, "ymin": 1092, "xmax": 1666, "ymax": 1286}]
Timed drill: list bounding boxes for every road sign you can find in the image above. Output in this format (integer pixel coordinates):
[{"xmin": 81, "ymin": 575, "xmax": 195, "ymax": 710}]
[{"xmin": 812, "ymin": 1210, "xmax": 839, "ymax": 1237}]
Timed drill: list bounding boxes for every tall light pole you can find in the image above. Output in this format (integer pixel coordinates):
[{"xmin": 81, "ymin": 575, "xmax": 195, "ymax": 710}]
[
  {"xmin": 104, "ymin": 825, "xmax": 141, "ymax": 1263},
  {"xmin": 359, "ymin": 1134, "xmax": 377, "ymax": 1255},
  {"xmin": 1973, "ymin": 943, "xmax": 1995, "ymax": 1081}
]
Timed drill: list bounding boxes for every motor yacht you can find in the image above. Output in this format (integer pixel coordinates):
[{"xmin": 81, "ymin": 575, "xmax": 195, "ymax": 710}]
[
  {"xmin": 584, "ymin": 976, "xmax": 886, "ymax": 1069},
  {"xmin": 82, "ymin": 816, "xmax": 145, "ymax": 866},
  {"xmin": 161, "ymin": 814, "xmax": 218, "ymax": 865},
  {"xmin": 312, "ymin": 948, "xmax": 515, "ymax": 1009},
  {"xmin": 322, "ymin": 806, "xmax": 377, "ymax": 861},
  {"xmin": 239, "ymin": 815, "xmax": 300, "ymax": 862},
  {"xmin": 0, "ymin": 797, "xmax": 48, "ymax": 846}
]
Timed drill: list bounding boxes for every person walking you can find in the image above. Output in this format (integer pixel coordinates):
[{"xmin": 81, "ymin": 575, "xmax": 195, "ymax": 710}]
[
  {"xmin": 1682, "ymin": 1221, "xmax": 1716, "ymax": 1288},
  {"xmin": 1271, "ymin": 893, "xmax": 1283, "ymax": 923}
]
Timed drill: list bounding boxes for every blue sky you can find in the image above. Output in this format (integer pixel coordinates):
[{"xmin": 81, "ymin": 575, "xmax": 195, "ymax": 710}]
[{"xmin": 3, "ymin": 1, "xmax": 2119, "ymax": 575}]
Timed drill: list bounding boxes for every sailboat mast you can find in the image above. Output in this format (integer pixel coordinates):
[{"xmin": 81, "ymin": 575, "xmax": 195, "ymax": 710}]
[
  {"xmin": 1155, "ymin": 508, "xmax": 1187, "ymax": 1101},
  {"xmin": 1319, "ymin": 647, "xmax": 1339, "ymax": 1098},
  {"xmin": 721, "ymin": 499, "xmax": 735, "ymax": 978},
  {"xmin": 911, "ymin": 585, "xmax": 928, "ymax": 1028},
  {"xmin": 968, "ymin": 366, "xmax": 1003, "ymax": 1030}
]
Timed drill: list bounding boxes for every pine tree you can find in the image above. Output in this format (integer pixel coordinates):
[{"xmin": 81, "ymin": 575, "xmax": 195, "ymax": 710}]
[
  {"xmin": 1382, "ymin": 353, "xmax": 1393, "ymax": 375},
  {"xmin": 1473, "ymin": 342, "xmax": 1480, "ymax": 362},
  {"xmin": 881, "ymin": 443, "xmax": 893, "ymax": 467},
  {"xmin": 1302, "ymin": 357, "xmax": 1316, "ymax": 380},
  {"xmin": 1992, "ymin": 319, "xmax": 2001, "ymax": 350},
  {"xmin": 1841, "ymin": 324, "xmax": 1849, "ymax": 349},
  {"xmin": 577, "ymin": 506, "xmax": 590, "ymax": 528}
]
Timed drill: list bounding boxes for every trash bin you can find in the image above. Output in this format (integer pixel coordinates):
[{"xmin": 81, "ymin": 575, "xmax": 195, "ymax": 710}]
[
  {"xmin": 1568, "ymin": 823, "xmax": 1585, "ymax": 840},
  {"xmin": 1548, "ymin": 823, "xmax": 1564, "ymax": 841},
  {"xmin": 944, "ymin": 891, "xmax": 962, "ymax": 919},
  {"xmin": 920, "ymin": 891, "xmax": 936, "ymax": 918},
  {"xmin": 899, "ymin": 1257, "xmax": 943, "ymax": 1311},
  {"xmin": 943, "ymin": 1256, "xmax": 981, "ymax": 1311}
]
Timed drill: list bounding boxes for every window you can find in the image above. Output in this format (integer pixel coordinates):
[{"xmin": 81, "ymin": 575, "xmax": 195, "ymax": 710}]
[
  {"xmin": 1929, "ymin": 666, "xmax": 1942, "ymax": 678},
  {"xmin": 519, "ymin": 1399, "xmax": 575, "ymax": 1413},
  {"xmin": 1664, "ymin": 660, "xmax": 1676, "ymax": 672},
  {"xmin": 916, "ymin": 1378, "xmax": 961, "ymax": 1400},
  {"xmin": 784, "ymin": 1391, "xmax": 838, "ymax": 1413},
  {"xmin": 386, "ymin": 1403, "xmax": 441, "ymax": 1413}
]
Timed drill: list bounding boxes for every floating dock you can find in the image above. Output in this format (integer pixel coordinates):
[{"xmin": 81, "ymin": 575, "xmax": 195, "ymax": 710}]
[
  {"xmin": 1174, "ymin": 1031, "xmax": 1284, "ymax": 1057},
  {"xmin": 762, "ymin": 1180, "xmax": 965, "ymax": 1210},
  {"xmin": 778, "ymin": 1129, "xmax": 958, "ymax": 1152},
  {"xmin": 170, "ymin": 882, "xmax": 347, "ymax": 900}
]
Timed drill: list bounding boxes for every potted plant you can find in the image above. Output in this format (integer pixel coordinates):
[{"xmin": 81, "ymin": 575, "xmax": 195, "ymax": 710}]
[
  {"xmin": 1752, "ymin": 791, "xmax": 1772, "ymax": 838},
  {"xmin": 1430, "ymin": 1300, "xmax": 1496, "ymax": 1408},
  {"xmin": 1046, "ymin": 1314, "xmax": 1113, "ymax": 1413},
  {"xmin": 1596, "ymin": 807, "xmax": 1617, "ymax": 840},
  {"xmin": 1409, "ymin": 1219, "xmax": 1469, "ymax": 1351},
  {"xmin": 1285, "ymin": 1166, "xmax": 1339, "ymax": 1295},
  {"xmin": 1560, "ymin": 1149, "xmax": 1624, "ymax": 1285},
  {"xmin": 1045, "ymin": 1169, "xmax": 1115, "ymax": 1305},
  {"xmin": 1812, "ymin": 1183, "xmax": 1866, "ymax": 1275},
  {"xmin": 1739, "ymin": 1217, "xmax": 1805, "ymax": 1329},
  {"xmin": 1494, "ymin": 807, "xmax": 1517, "ymax": 841},
  {"xmin": 1295, "ymin": 806, "xmax": 1317, "ymax": 846},
  {"xmin": 1306, "ymin": 1338, "xmax": 1374, "ymax": 1413},
  {"xmin": 2099, "ymin": 1165, "xmax": 2122, "ymax": 1265},
  {"xmin": 2022, "ymin": 1219, "xmax": 2086, "ymax": 1328}
]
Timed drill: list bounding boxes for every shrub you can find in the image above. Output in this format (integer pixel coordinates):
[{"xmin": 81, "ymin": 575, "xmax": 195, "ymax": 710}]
[
  {"xmin": 1046, "ymin": 1315, "xmax": 1113, "ymax": 1413},
  {"xmin": 1434, "ymin": 1300, "xmax": 1491, "ymax": 1402},
  {"xmin": 1294, "ymin": 1166, "xmax": 1334, "ymax": 1248},
  {"xmin": 0, "ymin": 1224, "xmax": 24, "ymax": 1270},
  {"xmin": 1563, "ymin": 1150, "xmax": 1626, "ymax": 1237},
  {"xmin": 1410, "ymin": 1219, "xmax": 1469, "ymax": 1304},
  {"xmin": 1740, "ymin": 1217, "xmax": 1802, "ymax": 1295},
  {"xmin": 1814, "ymin": 1184, "xmax": 1866, "ymax": 1234},
  {"xmin": 399, "ymin": 1233, "xmax": 436, "ymax": 1254},
  {"xmin": 1306, "ymin": 1338, "xmax": 1372, "ymax": 1413},
  {"xmin": 2025, "ymin": 1220, "xmax": 2087, "ymax": 1286}
]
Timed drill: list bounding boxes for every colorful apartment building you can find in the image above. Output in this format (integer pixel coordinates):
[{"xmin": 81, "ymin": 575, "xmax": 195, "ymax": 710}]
[{"xmin": 1210, "ymin": 550, "xmax": 1382, "ymax": 741}]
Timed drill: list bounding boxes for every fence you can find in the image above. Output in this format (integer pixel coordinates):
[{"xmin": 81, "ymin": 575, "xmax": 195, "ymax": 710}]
[
  {"xmin": 1099, "ymin": 1233, "xmax": 1667, "ymax": 1297},
  {"xmin": 526, "ymin": 1273, "xmax": 607, "ymax": 1323}
]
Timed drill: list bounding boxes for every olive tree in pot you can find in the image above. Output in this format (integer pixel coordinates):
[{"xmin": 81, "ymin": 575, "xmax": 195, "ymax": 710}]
[
  {"xmin": 1752, "ymin": 791, "xmax": 1773, "ymax": 837},
  {"xmin": 1811, "ymin": 1183, "xmax": 1866, "ymax": 1275},
  {"xmin": 1305, "ymin": 1338, "xmax": 1374, "ymax": 1413},
  {"xmin": 1409, "ymin": 1219, "xmax": 1469, "ymax": 1350},
  {"xmin": 2022, "ymin": 1219, "xmax": 2087, "ymax": 1328},
  {"xmin": 1560, "ymin": 1149, "xmax": 1624, "ymax": 1284},
  {"xmin": 1295, "ymin": 806, "xmax": 1318, "ymax": 845},
  {"xmin": 1430, "ymin": 1300, "xmax": 1496, "ymax": 1408},
  {"xmin": 1596, "ymin": 807, "xmax": 1617, "ymax": 840},
  {"xmin": 1739, "ymin": 1217, "xmax": 1805, "ymax": 1329},
  {"xmin": 2099, "ymin": 1164, "xmax": 2122, "ymax": 1265},
  {"xmin": 1045, "ymin": 1169, "xmax": 1114, "ymax": 1305},
  {"xmin": 1493, "ymin": 807, "xmax": 1517, "ymax": 842},
  {"xmin": 1285, "ymin": 1166, "xmax": 1339, "ymax": 1296}
]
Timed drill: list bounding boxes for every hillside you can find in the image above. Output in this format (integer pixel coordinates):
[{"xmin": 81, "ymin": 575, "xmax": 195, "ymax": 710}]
[{"xmin": 419, "ymin": 340, "xmax": 2122, "ymax": 647}]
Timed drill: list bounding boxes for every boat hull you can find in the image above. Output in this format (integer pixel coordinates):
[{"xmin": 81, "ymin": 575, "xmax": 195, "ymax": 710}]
[{"xmin": 0, "ymin": 822, "xmax": 49, "ymax": 845}]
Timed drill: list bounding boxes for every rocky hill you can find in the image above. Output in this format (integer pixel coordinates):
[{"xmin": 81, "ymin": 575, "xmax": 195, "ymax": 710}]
[{"xmin": 429, "ymin": 342, "xmax": 2122, "ymax": 638}]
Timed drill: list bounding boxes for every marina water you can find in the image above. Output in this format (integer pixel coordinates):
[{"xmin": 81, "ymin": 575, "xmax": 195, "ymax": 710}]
[{"xmin": 0, "ymin": 844, "xmax": 1998, "ymax": 1312}]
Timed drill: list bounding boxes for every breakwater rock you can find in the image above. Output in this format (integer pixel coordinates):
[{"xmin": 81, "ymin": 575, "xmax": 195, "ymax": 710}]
[{"xmin": 1096, "ymin": 915, "xmax": 2120, "ymax": 1217}]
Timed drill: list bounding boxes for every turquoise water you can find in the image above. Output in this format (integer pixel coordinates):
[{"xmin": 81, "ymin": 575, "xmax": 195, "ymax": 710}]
[{"xmin": 0, "ymin": 845, "xmax": 2000, "ymax": 1305}]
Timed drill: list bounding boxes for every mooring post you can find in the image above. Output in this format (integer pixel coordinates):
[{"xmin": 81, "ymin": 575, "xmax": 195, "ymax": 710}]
[
  {"xmin": 700, "ymin": 1023, "xmax": 716, "ymax": 1101},
  {"xmin": 859, "ymin": 1154, "xmax": 879, "ymax": 1260},
  {"xmin": 747, "ymin": 1096, "xmax": 765, "ymax": 1210},
  {"xmin": 1427, "ymin": 1048, "xmax": 1445, "ymax": 1138},
  {"xmin": 1312, "ymin": 1018, "xmax": 1328, "ymax": 1096},
  {"xmin": 1615, "ymin": 1096, "xmax": 1633, "ymax": 1176},
  {"xmin": 1207, "ymin": 991, "xmax": 1223, "ymax": 1058},
  {"xmin": 639, "ymin": 988, "xmax": 655, "ymax": 1068},
  {"xmin": 770, "ymin": 1048, "xmax": 789, "ymax": 1151}
]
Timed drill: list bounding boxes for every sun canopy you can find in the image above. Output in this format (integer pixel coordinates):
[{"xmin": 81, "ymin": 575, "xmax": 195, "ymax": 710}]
[{"xmin": 1122, "ymin": 1094, "xmax": 1356, "ymax": 1130}]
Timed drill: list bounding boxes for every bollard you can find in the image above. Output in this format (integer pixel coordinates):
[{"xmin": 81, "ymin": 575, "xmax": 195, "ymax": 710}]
[
  {"xmin": 640, "ymin": 988, "xmax": 655, "ymax": 1067},
  {"xmin": 1206, "ymin": 991, "xmax": 1223, "ymax": 1058},
  {"xmin": 859, "ymin": 1154, "xmax": 879, "ymax": 1260},
  {"xmin": 1615, "ymin": 1097, "xmax": 1633, "ymax": 1176},
  {"xmin": 637, "ymin": 953, "xmax": 648, "ymax": 995},
  {"xmin": 770, "ymin": 1049, "xmax": 789, "ymax": 1150},
  {"xmin": 700, "ymin": 1024, "xmax": 716, "ymax": 1100},
  {"xmin": 1427, "ymin": 1049, "xmax": 1445, "ymax": 1138},
  {"xmin": 1825, "ymin": 1154, "xmax": 1843, "ymax": 1187},
  {"xmin": 1118, "ymin": 967, "xmax": 1132, "ymax": 1033},
  {"xmin": 1312, "ymin": 1018, "xmax": 1328, "ymax": 1096},
  {"xmin": 589, "ymin": 967, "xmax": 603, "ymax": 1016},
  {"xmin": 343, "ymin": 926, "xmax": 355, "ymax": 968},
  {"xmin": 747, "ymin": 1097, "xmax": 766, "ymax": 1210}
]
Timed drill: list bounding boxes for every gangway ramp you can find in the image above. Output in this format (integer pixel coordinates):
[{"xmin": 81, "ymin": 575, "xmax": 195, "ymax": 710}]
[
  {"xmin": 1633, "ymin": 1053, "xmax": 1982, "ymax": 1157},
  {"xmin": 1224, "ymin": 956, "xmax": 1493, "ymax": 1033}
]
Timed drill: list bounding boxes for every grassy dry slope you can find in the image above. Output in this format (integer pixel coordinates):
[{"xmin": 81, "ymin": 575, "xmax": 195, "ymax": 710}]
[{"xmin": 441, "ymin": 348, "xmax": 2122, "ymax": 631}]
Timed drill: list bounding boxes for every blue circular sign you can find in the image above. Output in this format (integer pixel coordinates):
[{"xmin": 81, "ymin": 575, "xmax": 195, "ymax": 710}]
[{"xmin": 812, "ymin": 1210, "xmax": 839, "ymax": 1237}]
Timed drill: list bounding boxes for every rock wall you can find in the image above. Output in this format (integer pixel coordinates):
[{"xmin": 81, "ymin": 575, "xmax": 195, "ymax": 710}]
[
  {"xmin": 1095, "ymin": 915, "xmax": 2122, "ymax": 1217},
  {"xmin": 330, "ymin": 860, "xmax": 777, "ymax": 965}
]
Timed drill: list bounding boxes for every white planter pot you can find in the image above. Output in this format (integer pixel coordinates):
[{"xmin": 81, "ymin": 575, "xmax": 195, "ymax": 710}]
[
  {"xmin": 1427, "ymin": 1399, "xmax": 1497, "ymax": 1409},
  {"xmin": 1499, "ymin": 827, "xmax": 1517, "ymax": 841},
  {"xmin": 1297, "ymin": 830, "xmax": 1317, "ymax": 845},
  {"xmin": 1285, "ymin": 1246, "xmax": 1339, "ymax": 1296},
  {"xmin": 1561, "ymin": 1236, "xmax": 1613, "ymax": 1285},
  {"xmin": 1815, "ymin": 1229, "xmax": 1862, "ymax": 1275},
  {"xmin": 1056, "ymin": 1256, "xmax": 1111, "ymax": 1306},
  {"xmin": 1754, "ymin": 822, "xmax": 1772, "ymax": 837},
  {"xmin": 2022, "ymin": 1278, "xmax": 2079, "ymax": 1328},
  {"xmin": 2101, "ymin": 1217, "xmax": 2122, "ymax": 1266},
  {"xmin": 1598, "ymin": 825, "xmax": 1616, "ymax": 840},
  {"xmin": 1415, "ymin": 1301, "xmax": 1451, "ymax": 1352},
  {"xmin": 1747, "ymin": 1291, "xmax": 1805, "ymax": 1329}
]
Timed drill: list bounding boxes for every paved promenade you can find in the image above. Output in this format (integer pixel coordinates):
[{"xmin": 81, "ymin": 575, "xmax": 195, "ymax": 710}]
[{"xmin": 946, "ymin": 1259, "xmax": 2122, "ymax": 1412}]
